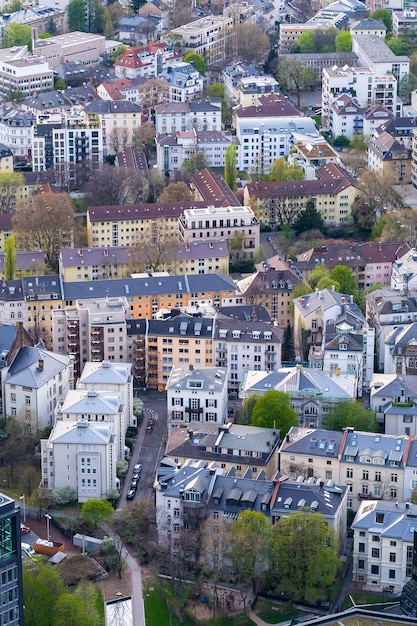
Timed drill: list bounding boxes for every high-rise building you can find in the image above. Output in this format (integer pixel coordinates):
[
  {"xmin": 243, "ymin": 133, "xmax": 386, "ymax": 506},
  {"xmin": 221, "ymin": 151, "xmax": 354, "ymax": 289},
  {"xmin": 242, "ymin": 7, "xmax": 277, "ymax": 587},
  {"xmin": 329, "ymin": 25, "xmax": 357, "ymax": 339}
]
[{"xmin": 0, "ymin": 494, "xmax": 23, "ymax": 625}]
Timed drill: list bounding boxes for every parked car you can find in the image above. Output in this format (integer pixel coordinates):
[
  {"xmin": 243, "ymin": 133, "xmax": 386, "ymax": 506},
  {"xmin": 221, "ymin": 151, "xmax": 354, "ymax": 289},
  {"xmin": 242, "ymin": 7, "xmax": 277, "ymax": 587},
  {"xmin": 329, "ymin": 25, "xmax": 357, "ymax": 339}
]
[
  {"xmin": 130, "ymin": 480, "xmax": 138, "ymax": 491},
  {"xmin": 134, "ymin": 463, "xmax": 142, "ymax": 473},
  {"xmin": 133, "ymin": 471, "xmax": 141, "ymax": 481},
  {"xmin": 21, "ymin": 542, "xmax": 35, "ymax": 556},
  {"xmin": 20, "ymin": 524, "xmax": 30, "ymax": 535},
  {"xmin": 127, "ymin": 489, "xmax": 136, "ymax": 500}
]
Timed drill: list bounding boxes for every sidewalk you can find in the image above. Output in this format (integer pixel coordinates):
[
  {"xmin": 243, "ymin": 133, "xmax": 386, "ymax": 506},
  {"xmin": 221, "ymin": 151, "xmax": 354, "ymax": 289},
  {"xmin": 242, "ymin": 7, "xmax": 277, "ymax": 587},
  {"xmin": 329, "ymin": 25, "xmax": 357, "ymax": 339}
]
[{"xmin": 249, "ymin": 614, "xmax": 293, "ymax": 626}]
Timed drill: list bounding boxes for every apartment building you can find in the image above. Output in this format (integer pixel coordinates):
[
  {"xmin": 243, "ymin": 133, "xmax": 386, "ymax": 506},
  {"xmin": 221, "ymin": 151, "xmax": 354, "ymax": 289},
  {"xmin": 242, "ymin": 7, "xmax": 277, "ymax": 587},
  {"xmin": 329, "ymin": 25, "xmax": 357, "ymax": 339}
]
[
  {"xmin": 162, "ymin": 62, "xmax": 204, "ymax": 103},
  {"xmin": 154, "ymin": 100, "xmax": 222, "ymax": 134},
  {"xmin": 83, "ymin": 100, "xmax": 141, "ymax": 156},
  {"xmin": 214, "ymin": 316, "xmax": 283, "ymax": 393},
  {"xmin": 392, "ymin": 8, "xmax": 417, "ymax": 37},
  {"xmin": 370, "ymin": 373, "xmax": 417, "ymax": 436},
  {"xmin": 166, "ymin": 364, "xmax": 228, "ymax": 426},
  {"xmin": 190, "ymin": 168, "xmax": 240, "ymax": 207},
  {"xmin": 279, "ymin": 21, "xmax": 344, "ymax": 53},
  {"xmin": 328, "ymin": 94, "xmax": 393, "ymax": 141},
  {"xmin": 279, "ymin": 426, "xmax": 412, "ymax": 510},
  {"xmin": 411, "ymin": 127, "xmax": 417, "ymax": 189},
  {"xmin": 242, "ymin": 368, "xmax": 356, "ymax": 428},
  {"xmin": 375, "ymin": 117, "xmax": 417, "ymax": 150},
  {"xmin": 2, "ymin": 344, "xmax": 72, "ymax": 431},
  {"xmin": 368, "ymin": 132, "xmax": 412, "ymax": 184},
  {"xmin": 222, "ymin": 60, "xmax": 279, "ymax": 108},
  {"xmin": 169, "ymin": 15, "xmax": 234, "ymax": 64},
  {"xmin": 40, "ymin": 419, "xmax": 117, "ymax": 502},
  {"xmin": 33, "ymin": 31, "xmax": 106, "ymax": 68},
  {"xmin": 23, "ymin": 275, "xmax": 64, "ymax": 349},
  {"xmin": 0, "ymin": 494, "xmax": 23, "ymax": 625},
  {"xmin": 391, "ymin": 249, "xmax": 417, "ymax": 292},
  {"xmin": 352, "ymin": 500, "xmax": 417, "ymax": 592},
  {"xmin": 115, "ymin": 42, "xmax": 182, "ymax": 79},
  {"xmin": 383, "ymin": 322, "xmax": 417, "ymax": 376},
  {"xmin": 350, "ymin": 17, "xmax": 387, "ymax": 38},
  {"xmin": 0, "ymin": 108, "xmax": 35, "ymax": 161}
]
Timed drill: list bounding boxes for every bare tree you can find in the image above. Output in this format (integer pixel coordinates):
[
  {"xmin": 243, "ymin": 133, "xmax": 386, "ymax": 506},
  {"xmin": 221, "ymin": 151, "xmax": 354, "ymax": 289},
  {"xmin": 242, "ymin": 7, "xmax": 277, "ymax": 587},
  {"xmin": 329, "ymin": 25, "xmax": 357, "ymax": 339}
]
[
  {"xmin": 138, "ymin": 78, "xmax": 169, "ymax": 110},
  {"xmin": 0, "ymin": 172, "xmax": 24, "ymax": 214},
  {"xmin": 167, "ymin": 0, "xmax": 193, "ymax": 29},
  {"xmin": 225, "ymin": 23, "xmax": 270, "ymax": 66},
  {"xmin": 133, "ymin": 122, "xmax": 155, "ymax": 160},
  {"xmin": 128, "ymin": 232, "xmax": 180, "ymax": 274},
  {"xmin": 200, "ymin": 517, "xmax": 232, "ymax": 617},
  {"xmin": 85, "ymin": 165, "xmax": 146, "ymax": 205}
]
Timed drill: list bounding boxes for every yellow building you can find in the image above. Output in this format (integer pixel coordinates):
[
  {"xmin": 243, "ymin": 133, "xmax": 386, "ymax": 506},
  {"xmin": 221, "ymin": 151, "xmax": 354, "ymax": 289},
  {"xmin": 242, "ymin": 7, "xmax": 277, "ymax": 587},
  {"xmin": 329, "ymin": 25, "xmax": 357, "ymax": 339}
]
[
  {"xmin": 0, "ymin": 144, "xmax": 13, "ymax": 171},
  {"xmin": 23, "ymin": 275, "xmax": 64, "ymax": 349},
  {"xmin": 368, "ymin": 132, "xmax": 412, "ymax": 184},
  {"xmin": 84, "ymin": 100, "xmax": 142, "ymax": 156}
]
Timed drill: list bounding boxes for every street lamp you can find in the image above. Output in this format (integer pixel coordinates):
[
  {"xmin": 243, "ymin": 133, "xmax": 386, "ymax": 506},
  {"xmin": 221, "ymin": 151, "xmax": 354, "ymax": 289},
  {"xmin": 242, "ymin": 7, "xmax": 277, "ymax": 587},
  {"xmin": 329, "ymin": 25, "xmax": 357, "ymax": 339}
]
[
  {"xmin": 45, "ymin": 514, "xmax": 51, "ymax": 542},
  {"xmin": 19, "ymin": 495, "xmax": 26, "ymax": 522}
]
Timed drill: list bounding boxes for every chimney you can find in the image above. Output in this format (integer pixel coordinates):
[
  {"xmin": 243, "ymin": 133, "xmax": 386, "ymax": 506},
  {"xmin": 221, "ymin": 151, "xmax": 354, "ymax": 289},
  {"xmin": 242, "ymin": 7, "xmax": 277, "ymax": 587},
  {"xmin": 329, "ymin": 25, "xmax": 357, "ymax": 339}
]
[
  {"xmin": 37, "ymin": 359, "xmax": 44, "ymax": 370},
  {"xmin": 341, "ymin": 296, "xmax": 345, "ymax": 305},
  {"xmin": 300, "ymin": 297, "xmax": 305, "ymax": 306},
  {"xmin": 189, "ymin": 364, "xmax": 194, "ymax": 371}
]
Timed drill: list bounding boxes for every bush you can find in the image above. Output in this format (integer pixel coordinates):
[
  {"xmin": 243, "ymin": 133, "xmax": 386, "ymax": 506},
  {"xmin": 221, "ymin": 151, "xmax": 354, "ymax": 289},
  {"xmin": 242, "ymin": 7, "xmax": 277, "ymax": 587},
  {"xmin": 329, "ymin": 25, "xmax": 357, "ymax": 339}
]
[
  {"xmin": 126, "ymin": 426, "xmax": 138, "ymax": 438},
  {"xmin": 52, "ymin": 486, "xmax": 78, "ymax": 505}
]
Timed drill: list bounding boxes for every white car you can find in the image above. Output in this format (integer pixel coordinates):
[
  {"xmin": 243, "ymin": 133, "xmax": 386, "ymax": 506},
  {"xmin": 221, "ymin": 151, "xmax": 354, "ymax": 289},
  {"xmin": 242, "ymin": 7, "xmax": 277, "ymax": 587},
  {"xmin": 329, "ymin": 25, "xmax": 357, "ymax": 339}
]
[{"xmin": 21, "ymin": 542, "xmax": 35, "ymax": 556}]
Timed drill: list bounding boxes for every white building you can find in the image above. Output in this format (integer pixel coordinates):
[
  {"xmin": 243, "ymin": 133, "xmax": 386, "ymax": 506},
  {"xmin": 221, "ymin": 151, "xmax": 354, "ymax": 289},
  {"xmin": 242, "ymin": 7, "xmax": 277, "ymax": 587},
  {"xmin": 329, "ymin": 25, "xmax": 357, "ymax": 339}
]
[
  {"xmin": 328, "ymin": 94, "xmax": 393, "ymax": 140},
  {"xmin": 2, "ymin": 345, "xmax": 72, "ymax": 432},
  {"xmin": 55, "ymin": 388, "xmax": 126, "ymax": 460},
  {"xmin": 166, "ymin": 365, "xmax": 228, "ymax": 426},
  {"xmin": 352, "ymin": 500, "xmax": 417, "ymax": 592},
  {"xmin": 169, "ymin": 15, "xmax": 234, "ymax": 64},
  {"xmin": 370, "ymin": 373, "xmax": 417, "ymax": 436},
  {"xmin": 162, "ymin": 62, "xmax": 204, "ymax": 103},
  {"xmin": 155, "ymin": 100, "xmax": 222, "ymax": 135},
  {"xmin": 0, "ymin": 109, "xmax": 35, "ymax": 160},
  {"xmin": 383, "ymin": 322, "xmax": 417, "ymax": 375},
  {"xmin": 52, "ymin": 125, "xmax": 104, "ymax": 173},
  {"xmin": 391, "ymin": 248, "xmax": 417, "ymax": 291},
  {"xmin": 40, "ymin": 419, "xmax": 118, "ymax": 502}
]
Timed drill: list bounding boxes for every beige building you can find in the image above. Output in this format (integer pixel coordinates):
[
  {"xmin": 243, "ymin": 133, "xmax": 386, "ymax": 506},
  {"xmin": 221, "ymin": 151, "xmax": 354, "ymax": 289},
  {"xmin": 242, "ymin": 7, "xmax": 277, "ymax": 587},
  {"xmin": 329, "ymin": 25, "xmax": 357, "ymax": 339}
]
[
  {"xmin": 169, "ymin": 15, "xmax": 234, "ymax": 64},
  {"xmin": 0, "ymin": 53, "xmax": 53, "ymax": 99},
  {"xmin": 368, "ymin": 131, "xmax": 412, "ymax": 184},
  {"xmin": 84, "ymin": 100, "xmax": 142, "ymax": 156},
  {"xmin": 33, "ymin": 31, "xmax": 106, "ymax": 68}
]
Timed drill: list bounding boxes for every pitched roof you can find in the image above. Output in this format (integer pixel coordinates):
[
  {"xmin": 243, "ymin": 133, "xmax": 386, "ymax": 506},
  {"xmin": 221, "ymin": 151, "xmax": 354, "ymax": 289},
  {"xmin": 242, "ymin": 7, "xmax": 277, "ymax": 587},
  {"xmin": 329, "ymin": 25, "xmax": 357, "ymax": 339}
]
[
  {"xmin": 245, "ymin": 177, "xmax": 355, "ymax": 199},
  {"xmin": 59, "ymin": 389, "xmax": 123, "ymax": 415},
  {"xmin": 5, "ymin": 345, "xmax": 69, "ymax": 388},
  {"xmin": 50, "ymin": 420, "xmax": 114, "ymax": 445},
  {"xmin": 78, "ymin": 360, "xmax": 132, "ymax": 386},
  {"xmin": 190, "ymin": 168, "xmax": 240, "ymax": 207},
  {"xmin": 87, "ymin": 200, "xmax": 225, "ymax": 222},
  {"xmin": 235, "ymin": 94, "xmax": 301, "ymax": 118}
]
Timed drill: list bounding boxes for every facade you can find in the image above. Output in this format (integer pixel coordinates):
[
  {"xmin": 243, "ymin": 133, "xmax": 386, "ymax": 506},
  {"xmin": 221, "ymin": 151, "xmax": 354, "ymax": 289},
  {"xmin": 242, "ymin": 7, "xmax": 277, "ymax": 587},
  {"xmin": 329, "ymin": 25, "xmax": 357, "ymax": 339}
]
[
  {"xmin": 33, "ymin": 31, "xmax": 106, "ymax": 68},
  {"xmin": 2, "ymin": 344, "xmax": 72, "ymax": 431},
  {"xmin": 393, "ymin": 9, "xmax": 417, "ymax": 37},
  {"xmin": 114, "ymin": 42, "xmax": 182, "ymax": 79},
  {"xmin": 22, "ymin": 274, "xmax": 64, "ymax": 350},
  {"xmin": 84, "ymin": 101, "xmax": 142, "ymax": 156},
  {"xmin": 0, "ymin": 494, "xmax": 23, "ymax": 625},
  {"xmin": 0, "ymin": 108, "xmax": 35, "ymax": 160},
  {"xmin": 178, "ymin": 204, "xmax": 259, "ymax": 256},
  {"xmin": 162, "ymin": 62, "xmax": 204, "ymax": 102},
  {"xmin": 328, "ymin": 94, "xmax": 393, "ymax": 140},
  {"xmin": 154, "ymin": 100, "xmax": 222, "ymax": 135},
  {"xmin": 52, "ymin": 125, "xmax": 104, "ymax": 178},
  {"xmin": 368, "ymin": 131, "xmax": 412, "ymax": 184},
  {"xmin": 352, "ymin": 500, "xmax": 417, "ymax": 592},
  {"xmin": 169, "ymin": 15, "xmax": 234, "ymax": 64},
  {"xmin": 0, "ymin": 53, "xmax": 53, "ymax": 99},
  {"xmin": 166, "ymin": 365, "xmax": 228, "ymax": 426},
  {"xmin": 0, "ymin": 280, "xmax": 26, "ymax": 326},
  {"xmin": 370, "ymin": 373, "xmax": 417, "ymax": 436},
  {"xmin": 242, "ymin": 367, "xmax": 356, "ymax": 428},
  {"xmin": 391, "ymin": 248, "xmax": 417, "ymax": 292},
  {"xmin": 384, "ymin": 322, "xmax": 417, "ymax": 375},
  {"xmin": 40, "ymin": 419, "xmax": 117, "ymax": 502}
]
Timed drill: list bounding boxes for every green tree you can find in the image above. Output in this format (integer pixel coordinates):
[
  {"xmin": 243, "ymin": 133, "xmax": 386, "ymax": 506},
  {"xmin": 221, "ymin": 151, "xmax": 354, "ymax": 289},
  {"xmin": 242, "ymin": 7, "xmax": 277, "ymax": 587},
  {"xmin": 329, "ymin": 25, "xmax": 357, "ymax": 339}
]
[
  {"xmin": 293, "ymin": 201, "xmax": 326, "ymax": 236},
  {"xmin": 350, "ymin": 134, "xmax": 368, "ymax": 152},
  {"xmin": 206, "ymin": 82, "xmax": 225, "ymax": 99},
  {"xmin": 277, "ymin": 58, "xmax": 318, "ymax": 108},
  {"xmin": 130, "ymin": 0, "xmax": 145, "ymax": 12},
  {"xmin": 3, "ymin": 23, "xmax": 31, "ymax": 49},
  {"xmin": 292, "ymin": 283, "xmax": 313, "ymax": 299},
  {"xmin": 0, "ymin": 171, "xmax": 24, "ymax": 214},
  {"xmin": 251, "ymin": 390, "xmax": 297, "ymax": 435},
  {"xmin": 370, "ymin": 9, "xmax": 392, "ymax": 31},
  {"xmin": 238, "ymin": 393, "xmax": 258, "ymax": 425},
  {"xmin": 330, "ymin": 265, "xmax": 356, "ymax": 294},
  {"xmin": 309, "ymin": 262, "xmax": 330, "ymax": 289},
  {"xmin": 52, "ymin": 595, "xmax": 88, "ymax": 626},
  {"xmin": 45, "ymin": 16, "xmax": 57, "ymax": 35},
  {"xmin": 23, "ymin": 565, "xmax": 65, "ymax": 626},
  {"xmin": 410, "ymin": 487, "xmax": 417, "ymax": 504},
  {"xmin": 183, "ymin": 151, "xmax": 209, "ymax": 176},
  {"xmin": 183, "ymin": 51, "xmax": 206, "ymax": 75},
  {"xmin": 267, "ymin": 157, "xmax": 304, "ymax": 182},
  {"xmin": 294, "ymin": 30, "xmax": 315, "ymax": 52},
  {"xmin": 323, "ymin": 401, "xmax": 377, "ymax": 432},
  {"xmin": 81, "ymin": 498, "xmax": 113, "ymax": 529},
  {"xmin": 335, "ymin": 30, "xmax": 352, "ymax": 51},
  {"xmin": 317, "ymin": 276, "xmax": 340, "ymax": 291},
  {"xmin": 282, "ymin": 322, "xmax": 295, "ymax": 362},
  {"xmin": 67, "ymin": 0, "xmax": 105, "ymax": 33},
  {"xmin": 270, "ymin": 513, "xmax": 340, "ymax": 602},
  {"xmin": 386, "ymin": 36, "xmax": 413, "ymax": 56},
  {"xmin": 398, "ymin": 73, "xmax": 417, "ymax": 105},
  {"xmin": 67, "ymin": 0, "xmax": 85, "ymax": 30},
  {"xmin": 54, "ymin": 78, "xmax": 67, "ymax": 90},
  {"xmin": 231, "ymin": 510, "xmax": 271, "ymax": 599},
  {"xmin": 4, "ymin": 236, "xmax": 16, "ymax": 280},
  {"xmin": 224, "ymin": 144, "xmax": 237, "ymax": 191}
]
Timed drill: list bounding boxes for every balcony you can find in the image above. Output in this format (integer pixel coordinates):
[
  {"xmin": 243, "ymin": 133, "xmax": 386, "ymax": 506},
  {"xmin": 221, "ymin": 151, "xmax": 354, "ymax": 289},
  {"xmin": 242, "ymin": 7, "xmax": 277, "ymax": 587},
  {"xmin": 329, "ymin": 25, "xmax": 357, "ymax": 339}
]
[
  {"xmin": 185, "ymin": 406, "xmax": 203, "ymax": 413},
  {"xmin": 358, "ymin": 492, "xmax": 373, "ymax": 500}
]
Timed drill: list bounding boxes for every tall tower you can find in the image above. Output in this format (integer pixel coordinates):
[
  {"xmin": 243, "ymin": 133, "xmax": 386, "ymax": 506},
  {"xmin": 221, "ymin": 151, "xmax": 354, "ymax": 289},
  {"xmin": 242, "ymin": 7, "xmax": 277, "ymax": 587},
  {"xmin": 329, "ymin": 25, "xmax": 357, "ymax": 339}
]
[{"xmin": 0, "ymin": 494, "xmax": 24, "ymax": 625}]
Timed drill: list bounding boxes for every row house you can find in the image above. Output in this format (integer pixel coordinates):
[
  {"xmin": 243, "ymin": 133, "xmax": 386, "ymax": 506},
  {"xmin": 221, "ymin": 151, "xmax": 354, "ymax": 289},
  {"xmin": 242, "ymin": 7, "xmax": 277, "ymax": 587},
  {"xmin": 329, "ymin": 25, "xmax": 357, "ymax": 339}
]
[
  {"xmin": 22, "ymin": 274, "xmax": 64, "ymax": 349},
  {"xmin": 370, "ymin": 372, "xmax": 417, "ymax": 436},
  {"xmin": 155, "ymin": 99, "xmax": 222, "ymax": 135},
  {"xmin": 83, "ymin": 100, "xmax": 142, "ymax": 156},
  {"xmin": 368, "ymin": 131, "xmax": 412, "ymax": 184},
  {"xmin": 279, "ymin": 426, "xmax": 413, "ymax": 510},
  {"xmin": 328, "ymin": 94, "xmax": 393, "ymax": 141},
  {"xmin": 59, "ymin": 240, "xmax": 229, "ymax": 282},
  {"xmin": 178, "ymin": 204, "xmax": 260, "ymax": 257},
  {"xmin": 384, "ymin": 322, "xmax": 417, "ymax": 376},
  {"xmin": 241, "ymin": 367, "xmax": 356, "ymax": 428},
  {"xmin": 375, "ymin": 117, "xmax": 417, "ymax": 150},
  {"xmin": 165, "ymin": 421, "xmax": 281, "ymax": 479},
  {"xmin": 0, "ymin": 108, "xmax": 35, "ymax": 161},
  {"xmin": 352, "ymin": 500, "xmax": 417, "ymax": 592},
  {"xmin": 189, "ymin": 168, "xmax": 240, "ymax": 208},
  {"xmin": 166, "ymin": 365, "xmax": 228, "ymax": 426}
]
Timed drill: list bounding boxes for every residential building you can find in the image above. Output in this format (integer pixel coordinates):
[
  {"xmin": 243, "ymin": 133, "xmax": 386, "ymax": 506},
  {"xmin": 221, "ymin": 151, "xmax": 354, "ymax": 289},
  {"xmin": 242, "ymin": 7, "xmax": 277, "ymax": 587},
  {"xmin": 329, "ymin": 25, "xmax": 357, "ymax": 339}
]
[
  {"xmin": 22, "ymin": 274, "xmax": 64, "ymax": 349},
  {"xmin": 242, "ymin": 367, "xmax": 356, "ymax": 428},
  {"xmin": 154, "ymin": 100, "xmax": 222, "ymax": 135},
  {"xmin": 403, "ymin": 438, "xmax": 417, "ymax": 501},
  {"xmin": 178, "ymin": 204, "xmax": 259, "ymax": 256},
  {"xmin": 352, "ymin": 500, "xmax": 417, "ymax": 592},
  {"xmin": 76, "ymin": 360, "xmax": 134, "ymax": 429},
  {"xmin": 236, "ymin": 259, "xmax": 303, "ymax": 328},
  {"xmin": 126, "ymin": 318, "xmax": 146, "ymax": 388},
  {"xmin": 0, "ymin": 251, "xmax": 45, "ymax": 277},
  {"xmin": 169, "ymin": 15, "xmax": 234, "ymax": 64},
  {"xmin": 189, "ymin": 168, "xmax": 240, "ymax": 207},
  {"xmin": 370, "ymin": 373, "xmax": 417, "ymax": 435},
  {"xmin": 383, "ymin": 322, "xmax": 417, "ymax": 375},
  {"xmin": 55, "ymin": 387, "xmax": 126, "ymax": 460},
  {"xmin": 328, "ymin": 94, "xmax": 393, "ymax": 141},
  {"xmin": 83, "ymin": 100, "xmax": 142, "ymax": 156},
  {"xmin": 2, "ymin": 344, "xmax": 72, "ymax": 431},
  {"xmin": 368, "ymin": 132, "xmax": 412, "ymax": 184},
  {"xmin": 352, "ymin": 35, "xmax": 410, "ymax": 81},
  {"xmin": 165, "ymin": 421, "xmax": 281, "ymax": 479},
  {"xmin": 52, "ymin": 124, "xmax": 104, "ymax": 181},
  {"xmin": 118, "ymin": 15, "xmax": 157, "ymax": 44},
  {"xmin": 0, "ymin": 323, "xmax": 29, "ymax": 370},
  {"xmin": 0, "ymin": 494, "xmax": 23, "ymax": 625},
  {"xmin": 0, "ymin": 143, "xmax": 13, "ymax": 171},
  {"xmin": 391, "ymin": 248, "xmax": 417, "ymax": 292},
  {"xmin": 350, "ymin": 17, "xmax": 387, "ymax": 37},
  {"xmin": 0, "ymin": 108, "xmax": 35, "ymax": 161},
  {"xmin": 297, "ymin": 242, "xmax": 410, "ymax": 290},
  {"xmin": 214, "ymin": 316, "xmax": 283, "ymax": 393},
  {"xmin": 375, "ymin": 117, "xmax": 417, "ymax": 150},
  {"xmin": 393, "ymin": 9, "xmax": 417, "ymax": 37},
  {"xmin": 162, "ymin": 62, "xmax": 204, "ymax": 102},
  {"xmin": 411, "ymin": 127, "xmax": 417, "ymax": 189},
  {"xmin": 166, "ymin": 364, "xmax": 228, "ymax": 426},
  {"xmin": 279, "ymin": 426, "xmax": 412, "ymax": 510},
  {"xmin": 52, "ymin": 296, "xmax": 129, "ymax": 378},
  {"xmin": 293, "ymin": 289, "xmax": 365, "ymax": 361},
  {"xmin": 156, "ymin": 129, "xmax": 233, "ymax": 178},
  {"xmin": 146, "ymin": 314, "xmax": 216, "ymax": 391},
  {"xmin": 33, "ymin": 31, "xmax": 106, "ymax": 68},
  {"xmin": 97, "ymin": 79, "xmax": 141, "ymax": 104},
  {"xmin": 0, "ymin": 281, "xmax": 26, "ymax": 326},
  {"xmin": 222, "ymin": 61, "xmax": 279, "ymax": 108},
  {"xmin": 40, "ymin": 419, "xmax": 117, "ymax": 502},
  {"xmin": 114, "ymin": 42, "xmax": 182, "ymax": 80},
  {"xmin": 290, "ymin": 141, "xmax": 340, "ymax": 180},
  {"xmin": 115, "ymin": 147, "xmax": 149, "ymax": 181}
]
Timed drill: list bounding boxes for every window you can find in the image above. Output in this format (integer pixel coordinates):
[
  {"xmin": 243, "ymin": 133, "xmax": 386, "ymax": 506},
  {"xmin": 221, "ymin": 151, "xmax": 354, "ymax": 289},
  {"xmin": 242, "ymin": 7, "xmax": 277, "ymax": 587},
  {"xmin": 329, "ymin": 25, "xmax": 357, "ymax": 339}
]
[
  {"xmin": 371, "ymin": 548, "xmax": 380, "ymax": 558},
  {"xmin": 375, "ymin": 471, "xmax": 381, "ymax": 482},
  {"xmin": 362, "ymin": 470, "xmax": 369, "ymax": 480},
  {"xmin": 371, "ymin": 564, "xmax": 379, "ymax": 575},
  {"xmin": 389, "ymin": 569, "xmax": 396, "ymax": 579},
  {"xmin": 358, "ymin": 542, "xmax": 365, "ymax": 553},
  {"xmin": 390, "ymin": 487, "xmax": 397, "ymax": 499},
  {"xmin": 358, "ymin": 559, "xmax": 365, "ymax": 569},
  {"xmin": 389, "ymin": 553, "xmax": 396, "ymax": 563},
  {"xmin": 346, "ymin": 468, "xmax": 353, "ymax": 478},
  {"xmin": 391, "ymin": 473, "xmax": 398, "ymax": 483},
  {"xmin": 325, "ymin": 470, "xmax": 332, "ymax": 479},
  {"xmin": 372, "ymin": 535, "xmax": 380, "ymax": 542}
]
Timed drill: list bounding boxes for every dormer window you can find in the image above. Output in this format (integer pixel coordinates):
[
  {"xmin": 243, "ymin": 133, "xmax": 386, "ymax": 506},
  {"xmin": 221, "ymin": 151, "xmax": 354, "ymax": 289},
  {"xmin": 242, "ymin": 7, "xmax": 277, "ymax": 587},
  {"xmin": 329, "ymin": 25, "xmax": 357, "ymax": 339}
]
[
  {"xmin": 232, "ymin": 330, "xmax": 241, "ymax": 338},
  {"xmin": 339, "ymin": 343, "xmax": 347, "ymax": 351}
]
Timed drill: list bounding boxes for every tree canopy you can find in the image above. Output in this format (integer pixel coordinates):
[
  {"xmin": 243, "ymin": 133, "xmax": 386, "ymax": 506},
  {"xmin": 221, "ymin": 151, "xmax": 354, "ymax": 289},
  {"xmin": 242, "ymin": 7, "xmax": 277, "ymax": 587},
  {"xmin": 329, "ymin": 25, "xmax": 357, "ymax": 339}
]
[
  {"xmin": 183, "ymin": 52, "xmax": 206, "ymax": 75},
  {"xmin": 370, "ymin": 9, "xmax": 392, "ymax": 31},
  {"xmin": 293, "ymin": 201, "xmax": 326, "ymax": 236},
  {"xmin": 231, "ymin": 510, "xmax": 271, "ymax": 593},
  {"xmin": 330, "ymin": 265, "xmax": 356, "ymax": 295},
  {"xmin": 81, "ymin": 498, "xmax": 113, "ymax": 529},
  {"xmin": 335, "ymin": 31, "xmax": 352, "ymax": 52},
  {"xmin": 3, "ymin": 23, "xmax": 31, "ymax": 49},
  {"xmin": 267, "ymin": 157, "xmax": 304, "ymax": 182},
  {"xmin": 158, "ymin": 181, "xmax": 193, "ymax": 202},
  {"xmin": 224, "ymin": 144, "xmax": 237, "ymax": 191},
  {"xmin": 250, "ymin": 390, "xmax": 298, "ymax": 435},
  {"xmin": 323, "ymin": 401, "xmax": 378, "ymax": 432},
  {"xmin": 227, "ymin": 23, "xmax": 270, "ymax": 65}
]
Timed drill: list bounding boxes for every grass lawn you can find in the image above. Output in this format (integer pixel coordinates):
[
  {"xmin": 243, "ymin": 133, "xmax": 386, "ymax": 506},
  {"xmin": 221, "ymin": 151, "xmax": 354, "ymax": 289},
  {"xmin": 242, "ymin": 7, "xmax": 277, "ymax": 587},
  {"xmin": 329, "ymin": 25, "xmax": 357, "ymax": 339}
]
[
  {"xmin": 144, "ymin": 585, "xmax": 195, "ymax": 626},
  {"xmin": 259, "ymin": 610, "xmax": 298, "ymax": 624},
  {"xmin": 341, "ymin": 592, "xmax": 399, "ymax": 612}
]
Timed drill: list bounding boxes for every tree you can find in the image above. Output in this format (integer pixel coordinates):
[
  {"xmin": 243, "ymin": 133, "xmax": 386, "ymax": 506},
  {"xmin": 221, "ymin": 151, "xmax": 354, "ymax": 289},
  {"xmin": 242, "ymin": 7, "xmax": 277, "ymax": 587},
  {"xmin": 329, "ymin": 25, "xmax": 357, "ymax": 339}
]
[
  {"xmin": 107, "ymin": 488, "xmax": 120, "ymax": 507},
  {"xmin": 293, "ymin": 201, "xmax": 326, "ymax": 236},
  {"xmin": 386, "ymin": 36, "xmax": 413, "ymax": 56},
  {"xmin": 270, "ymin": 513, "xmax": 340, "ymax": 602},
  {"xmin": 52, "ymin": 595, "xmax": 88, "ymax": 626},
  {"xmin": 309, "ymin": 262, "xmax": 330, "ymax": 289},
  {"xmin": 138, "ymin": 78, "xmax": 169, "ymax": 109},
  {"xmin": 294, "ymin": 30, "xmax": 315, "ymax": 53},
  {"xmin": 330, "ymin": 265, "xmax": 356, "ymax": 295},
  {"xmin": 335, "ymin": 30, "xmax": 352, "ymax": 52},
  {"xmin": 398, "ymin": 73, "xmax": 417, "ymax": 105},
  {"xmin": 133, "ymin": 121, "xmax": 155, "ymax": 160},
  {"xmin": 376, "ymin": 207, "xmax": 417, "ymax": 246},
  {"xmin": 183, "ymin": 52, "xmax": 206, "ymax": 75},
  {"xmin": 231, "ymin": 510, "xmax": 271, "ymax": 600},
  {"xmin": 45, "ymin": 16, "xmax": 57, "ymax": 35},
  {"xmin": 13, "ymin": 191, "xmax": 75, "ymax": 271},
  {"xmin": 3, "ymin": 23, "xmax": 31, "ymax": 49},
  {"xmin": 52, "ymin": 486, "xmax": 78, "ymax": 505},
  {"xmin": 23, "ymin": 565, "xmax": 66, "ymax": 626},
  {"xmin": 85, "ymin": 165, "xmax": 146, "ymax": 206},
  {"xmin": 351, "ymin": 170, "xmax": 402, "ymax": 233},
  {"xmin": 0, "ymin": 171, "xmax": 24, "ymax": 214},
  {"xmin": 183, "ymin": 151, "xmax": 209, "ymax": 177},
  {"xmin": 167, "ymin": 0, "xmax": 193, "ymax": 29},
  {"xmin": 67, "ymin": 0, "xmax": 106, "ymax": 33},
  {"xmin": 224, "ymin": 144, "xmax": 237, "ymax": 191},
  {"xmin": 200, "ymin": 517, "xmax": 231, "ymax": 616},
  {"xmin": 278, "ymin": 58, "xmax": 318, "ymax": 107},
  {"xmin": 370, "ymin": 9, "xmax": 392, "ymax": 32},
  {"xmin": 292, "ymin": 283, "xmax": 313, "ymax": 300},
  {"xmin": 81, "ymin": 498, "xmax": 113, "ymax": 529},
  {"xmin": 116, "ymin": 459, "xmax": 128, "ymax": 478},
  {"xmin": 267, "ymin": 157, "xmax": 304, "ymax": 182},
  {"xmin": 238, "ymin": 393, "xmax": 259, "ymax": 425},
  {"xmin": 67, "ymin": 0, "xmax": 85, "ymax": 30},
  {"xmin": 158, "ymin": 181, "xmax": 193, "ymax": 202},
  {"xmin": 317, "ymin": 276, "xmax": 340, "ymax": 291},
  {"xmin": 323, "ymin": 401, "xmax": 377, "ymax": 432},
  {"xmin": 227, "ymin": 23, "xmax": 270, "ymax": 66},
  {"xmin": 113, "ymin": 499, "xmax": 156, "ymax": 564},
  {"xmin": 54, "ymin": 78, "xmax": 66, "ymax": 90},
  {"xmin": 282, "ymin": 322, "xmax": 295, "ymax": 362},
  {"xmin": 410, "ymin": 487, "xmax": 417, "ymax": 504},
  {"xmin": 4, "ymin": 236, "xmax": 16, "ymax": 280},
  {"xmin": 130, "ymin": 0, "xmax": 145, "ymax": 12},
  {"xmin": 251, "ymin": 390, "xmax": 297, "ymax": 435}
]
